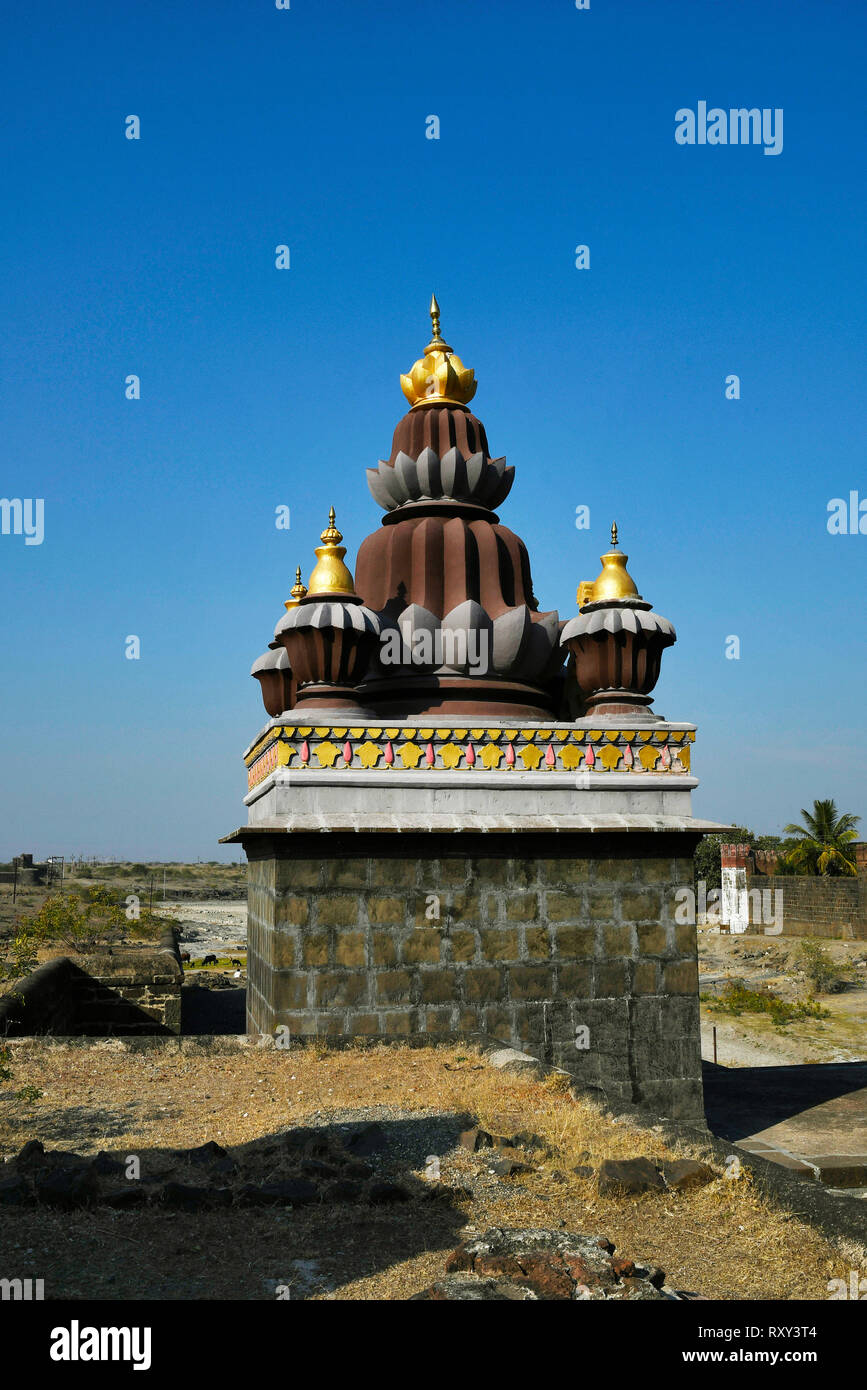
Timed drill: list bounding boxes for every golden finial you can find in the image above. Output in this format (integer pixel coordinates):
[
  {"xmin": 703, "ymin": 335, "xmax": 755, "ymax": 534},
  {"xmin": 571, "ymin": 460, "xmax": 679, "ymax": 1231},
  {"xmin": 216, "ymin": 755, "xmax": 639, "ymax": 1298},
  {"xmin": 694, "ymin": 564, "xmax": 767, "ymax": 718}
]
[
  {"xmin": 577, "ymin": 524, "xmax": 641, "ymax": 607},
  {"xmin": 427, "ymin": 293, "xmax": 448, "ymax": 350},
  {"xmin": 401, "ymin": 296, "xmax": 477, "ymax": 410},
  {"xmin": 307, "ymin": 507, "xmax": 357, "ymax": 596},
  {"xmin": 284, "ymin": 565, "xmax": 308, "ymax": 611}
]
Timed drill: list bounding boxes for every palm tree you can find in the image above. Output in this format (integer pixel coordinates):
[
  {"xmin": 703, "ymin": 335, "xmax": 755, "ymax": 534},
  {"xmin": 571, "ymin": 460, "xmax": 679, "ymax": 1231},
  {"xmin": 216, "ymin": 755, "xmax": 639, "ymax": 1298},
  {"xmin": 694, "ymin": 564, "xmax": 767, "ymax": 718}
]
[{"xmin": 783, "ymin": 799, "xmax": 860, "ymax": 876}]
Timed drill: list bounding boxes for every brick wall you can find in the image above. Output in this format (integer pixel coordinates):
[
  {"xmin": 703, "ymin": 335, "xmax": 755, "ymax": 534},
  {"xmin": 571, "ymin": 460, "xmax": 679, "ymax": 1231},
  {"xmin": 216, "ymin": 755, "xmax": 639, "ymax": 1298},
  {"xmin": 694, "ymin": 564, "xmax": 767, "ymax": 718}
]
[
  {"xmin": 245, "ymin": 831, "xmax": 704, "ymax": 1121},
  {"xmin": 743, "ymin": 874, "xmax": 867, "ymax": 940}
]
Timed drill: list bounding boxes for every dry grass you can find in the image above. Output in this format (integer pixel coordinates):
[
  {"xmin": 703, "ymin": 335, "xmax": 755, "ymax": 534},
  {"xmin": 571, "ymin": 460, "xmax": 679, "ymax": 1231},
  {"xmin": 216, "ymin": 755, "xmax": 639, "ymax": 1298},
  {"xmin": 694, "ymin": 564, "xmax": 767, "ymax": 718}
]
[{"xmin": 0, "ymin": 1040, "xmax": 855, "ymax": 1301}]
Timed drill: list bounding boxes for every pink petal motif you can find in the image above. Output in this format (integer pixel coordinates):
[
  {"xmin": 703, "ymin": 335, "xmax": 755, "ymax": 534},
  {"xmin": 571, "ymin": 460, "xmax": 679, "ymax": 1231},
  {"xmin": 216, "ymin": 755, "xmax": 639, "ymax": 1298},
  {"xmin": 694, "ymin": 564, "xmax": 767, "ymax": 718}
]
[
  {"xmin": 585, "ymin": 744, "xmax": 595, "ymax": 768},
  {"xmin": 660, "ymin": 744, "xmax": 671, "ymax": 768},
  {"xmin": 505, "ymin": 742, "xmax": 515, "ymax": 767},
  {"xmin": 623, "ymin": 743, "xmax": 633, "ymax": 767},
  {"xmin": 466, "ymin": 741, "xmax": 476, "ymax": 766},
  {"xmin": 425, "ymin": 742, "xmax": 435, "ymax": 766},
  {"xmin": 300, "ymin": 740, "xmax": 310, "ymax": 764},
  {"xmin": 545, "ymin": 742, "xmax": 555, "ymax": 768},
  {"xmin": 384, "ymin": 740, "xmax": 394, "ymax": 766},
  {"xmin": 343, "ymin": 741, "xmax": 352, "ymax": 765}
]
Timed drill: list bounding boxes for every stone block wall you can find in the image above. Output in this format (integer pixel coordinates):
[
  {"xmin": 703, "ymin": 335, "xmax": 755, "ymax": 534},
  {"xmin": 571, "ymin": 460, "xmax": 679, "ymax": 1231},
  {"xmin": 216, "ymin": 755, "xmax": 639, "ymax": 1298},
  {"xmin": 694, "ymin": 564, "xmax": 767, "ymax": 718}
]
[
  {"xmin": 245, "ymin": 831, "xmax": 703, "ymax": 1120},
  {"xmin": 743, "ymin": 874, "xmax": 867, "ymax": 940},
  {"xmin": 0, "ymin": 933, "xmax": 183, "ymax": 1036}
]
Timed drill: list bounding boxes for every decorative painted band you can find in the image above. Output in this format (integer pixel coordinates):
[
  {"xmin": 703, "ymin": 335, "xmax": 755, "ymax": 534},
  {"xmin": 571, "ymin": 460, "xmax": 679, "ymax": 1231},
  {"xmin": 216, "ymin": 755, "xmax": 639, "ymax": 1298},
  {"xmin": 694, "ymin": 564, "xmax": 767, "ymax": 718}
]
[{"xmin": 244, "ymin": 725, "xmax": 696, "ymax": 790}]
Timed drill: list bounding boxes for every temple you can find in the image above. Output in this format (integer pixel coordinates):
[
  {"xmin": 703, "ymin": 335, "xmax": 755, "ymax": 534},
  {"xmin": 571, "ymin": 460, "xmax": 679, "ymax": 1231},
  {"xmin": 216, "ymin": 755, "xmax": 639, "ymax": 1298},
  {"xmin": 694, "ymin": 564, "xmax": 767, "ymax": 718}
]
[{"xmin": 224, "ymin": 299, "xmax": 726, "ymax": 1121}]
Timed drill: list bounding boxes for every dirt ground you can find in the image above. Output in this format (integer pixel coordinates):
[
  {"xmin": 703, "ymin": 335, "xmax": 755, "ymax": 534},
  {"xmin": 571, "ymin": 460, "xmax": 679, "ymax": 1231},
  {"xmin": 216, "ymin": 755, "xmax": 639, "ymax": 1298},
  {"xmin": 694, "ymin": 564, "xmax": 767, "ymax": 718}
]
[
  {"xmin": 0, "ymin": 1042, "xmax": 859, "ymax": 1301},
  {"xmin": 698, "ymin": 930, "xmax": 867, "ymax": 1067}
]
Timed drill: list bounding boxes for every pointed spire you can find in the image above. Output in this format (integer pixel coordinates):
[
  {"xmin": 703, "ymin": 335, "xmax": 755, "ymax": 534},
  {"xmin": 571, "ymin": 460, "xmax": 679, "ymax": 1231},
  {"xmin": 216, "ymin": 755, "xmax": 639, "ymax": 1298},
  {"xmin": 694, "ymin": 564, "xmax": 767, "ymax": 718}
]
[{"xmin": 284, "ymin": 564, "xmax": 309, "ymax": 611}]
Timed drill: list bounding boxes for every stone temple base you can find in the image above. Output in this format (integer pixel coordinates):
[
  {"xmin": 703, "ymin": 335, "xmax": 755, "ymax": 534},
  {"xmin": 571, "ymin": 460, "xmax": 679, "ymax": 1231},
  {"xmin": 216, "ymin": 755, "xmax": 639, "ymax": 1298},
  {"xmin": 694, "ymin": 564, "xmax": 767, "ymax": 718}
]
[{"xmin": 236, "ymin": 828, "xmax": 706, "ymax": 1123}]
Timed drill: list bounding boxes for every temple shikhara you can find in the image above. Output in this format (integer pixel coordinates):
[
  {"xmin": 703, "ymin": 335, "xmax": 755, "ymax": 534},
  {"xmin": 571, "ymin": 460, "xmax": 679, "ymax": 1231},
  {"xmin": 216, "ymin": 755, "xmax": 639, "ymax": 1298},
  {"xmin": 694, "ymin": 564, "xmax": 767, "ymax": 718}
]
[{"xmin": 225, "ymin": 299, "xmax": 724, "ymax": 1120}]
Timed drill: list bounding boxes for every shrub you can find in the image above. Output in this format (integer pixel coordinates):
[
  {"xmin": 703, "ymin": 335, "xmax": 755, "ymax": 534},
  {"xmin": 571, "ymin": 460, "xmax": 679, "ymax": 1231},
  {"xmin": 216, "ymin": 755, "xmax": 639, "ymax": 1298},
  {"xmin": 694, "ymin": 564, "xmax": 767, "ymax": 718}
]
[
  {"xmin": 702, "ymin": 982, "xmax": 830, "ymax": 1026},
  {"xmin": 797, "ymin": 940, "xmax": 855, "ymax": 994}
]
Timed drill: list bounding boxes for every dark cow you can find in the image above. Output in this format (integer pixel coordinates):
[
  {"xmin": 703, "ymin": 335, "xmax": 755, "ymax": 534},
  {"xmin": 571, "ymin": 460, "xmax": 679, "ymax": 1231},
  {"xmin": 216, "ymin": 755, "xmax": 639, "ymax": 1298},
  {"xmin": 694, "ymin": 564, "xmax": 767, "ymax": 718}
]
[{"xmin": 202, "ymin": 953, "xmax": 218, "ymax": 966}]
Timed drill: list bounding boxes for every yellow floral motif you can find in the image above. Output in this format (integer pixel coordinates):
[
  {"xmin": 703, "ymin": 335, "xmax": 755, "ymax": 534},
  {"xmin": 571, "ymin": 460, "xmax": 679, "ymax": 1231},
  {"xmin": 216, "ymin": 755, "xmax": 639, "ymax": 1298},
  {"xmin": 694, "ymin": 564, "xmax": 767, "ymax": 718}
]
[
  {"xmin": 314, "ymin": 740, "xmax": 340, "ymax": 769},
  {"xmin": 481, "ymin": 743, "xmax": 504, "ymax": 769},
  {"xmin": 621, "ymin": 730, "xmax": 636, "ymax": 741},
  {"xmin": 654, "ymin": 731, "xmax": 668, "ymax": 743},
  {"xmin": 669, "ymin": 731, "xmax": 685, "ymax": 743},
  {"xmin": 277, "ymin": 744, "xmax": 295, "ymax": 766},
  {"xmin": 555, "ymin": 729, "xmax": 570, "ymax": 741},
  {"xmin": 296, "ymin": 727, "xmax": 313, "ymax": 737},
  {"xmin": 560, "ymin": 745, "xmax": 583, "ymax": 770},
  {"xmin": 396, "ymin": 741, "xmax": 423, "ymax": 769},
  {"xmin": 536, "ymin": 729, "xmax": 552, "ymax": 740},
  {"xmin": 504, "ymin": 729, "xmax": 518, "ymax": 741},
  {"xmin": 419, "ymin": 728, "xmax": 434, "ymax": 739},
  {"xmin": 678, "ymin": 745, "xmax": 691, "ymax": 771},
  {"xmin": 598, "ymin": 744, "xmax": 622, "ymax": 771},
  {"xmin": 452, "ymin": 729, "xmax": 467, "ymax": 739},
  {"xmin": 402, "ymin": 728, "xmax": 416, "ymax": 739},
  {"xmin": 687, "ymin": 731, "xmax": 696, "ymax": 742},
  {"xmin": 570, "ymin": 731, "xmax": 585, "ymax": 742},
  {"xmin": 587, "ymin": 730, "xmax": 602, "ymax": 742},
  {"xmin": 471, "ymin": 728, "xmax": 484, "ymax": 739},
  {"xmin": 367, "ymin": 727, "xmax": 382, "ymax": 737},
  {"xmin": 638, "ymin": 731, "xmax": 654, "ymax": 742},
  {"xmin": 520, "ymin": 730, "xmax": 536, "ymax": 741},
  {"xmin": 440, "ymin": 743, "xmax": 463, "ymax": 769},
  {"xmin": 604, "ymin": 731, "xmax": 620, "ymax": 743},
  {"xmin": 314, "ymin": 727, "xmax": 330, "ymax": 737},
  {"xmin": 486, "ymin": 728, "xmax": 502, "ymax": 741},
  {"xmin": 384, "ymin": 727, "xmax": 399, "ymax": 739},
  {"xmin": 639, "ymin": 745, "xmax": 660, "ymax": 770},
  {"xmin": 349, "ymin": 727, "xmax": 365, "ymax": 738},
  {"xmin": 519, "ymin": 745, "xmax": 544, "ymax": 770},
  {"xmin": 357, "ymin": 740, "xmax": 383, "ymax": 769}
]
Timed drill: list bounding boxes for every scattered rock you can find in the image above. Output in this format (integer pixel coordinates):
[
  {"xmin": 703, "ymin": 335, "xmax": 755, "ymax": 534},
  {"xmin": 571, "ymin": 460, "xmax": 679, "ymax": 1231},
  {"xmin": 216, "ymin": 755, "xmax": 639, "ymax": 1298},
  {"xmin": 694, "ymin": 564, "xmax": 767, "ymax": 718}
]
[
  {"xmin": 89, "ymin": 1152, "xmax": 125, "ymax": 1177},
  {"xmin": 597, "ymin": 1157, "xmax": 666, "ymax": 1196},
  {"xmin": 436, "ymin": 1228, "xmax": 672, "ymax": 1301},
  {"xmin": 159, "ymin": 1182, "xmax": 231, "ymax": 1211},
  {"xmin": 660, "ymin": 1159, "xmax": 716, "ymax": 1191},
  {"xmin": 488, "ymin": 1152, "xmax": 534, "ymax": 1179},
  {"xmin": 13, "ymin": 1139, "xmax": 46, "ymax": 1171},
  {"xmin": 34, "ymin": 1165, "xmax": 98, "ymax": 1210},
  {"xmin": 299, "ymin": 1158, "xmax": 341, "ymax": 1179},
  {"xmin": 411, "ymin": 1275, "xmax": 538, "ymax": 1301},
  {"xmin": 459, "ymin": 1127, "xmax": 493, "ymax": 1152},
  {"xmin": 0, "ymin": 1174, "xmax": 30, "ymax": 1206},
  {"xmin": 325, "ymin": 1179, "xmax": 363, "ymax": 1203},
  {"xmin": 485, "ymin": 1048, "xmax": 547, "ymax": 1081}
]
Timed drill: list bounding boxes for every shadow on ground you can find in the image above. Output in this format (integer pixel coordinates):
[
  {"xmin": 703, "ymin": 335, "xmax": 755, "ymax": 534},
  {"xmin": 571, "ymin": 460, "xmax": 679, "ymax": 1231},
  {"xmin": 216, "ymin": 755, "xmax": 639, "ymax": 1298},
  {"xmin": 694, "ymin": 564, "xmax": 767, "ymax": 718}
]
[
  {"xmin": 703, "ymin": 1059, "xmax": 867, "ymax": 1142},
  {"xmin": 0, "ymin": 1111, "xmax": 474, "ymax": 1299}
]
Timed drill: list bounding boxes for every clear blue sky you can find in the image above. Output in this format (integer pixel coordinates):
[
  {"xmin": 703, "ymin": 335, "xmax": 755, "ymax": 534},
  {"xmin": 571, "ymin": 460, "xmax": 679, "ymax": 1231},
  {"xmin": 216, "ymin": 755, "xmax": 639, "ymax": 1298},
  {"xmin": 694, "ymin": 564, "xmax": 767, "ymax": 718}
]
[{"xmin": 1, "ymin": 0, "xmax": 864, "ymax": 861}]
